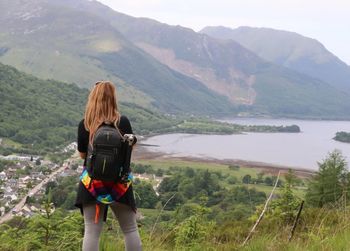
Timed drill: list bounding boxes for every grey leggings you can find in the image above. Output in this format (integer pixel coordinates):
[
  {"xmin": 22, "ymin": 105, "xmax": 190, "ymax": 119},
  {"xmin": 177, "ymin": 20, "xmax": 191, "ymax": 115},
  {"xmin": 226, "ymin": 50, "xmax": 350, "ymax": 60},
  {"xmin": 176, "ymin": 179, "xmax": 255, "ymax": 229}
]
[{"xmin": 82, "ymin": 203, "xmax": 142, "ymax": 251}]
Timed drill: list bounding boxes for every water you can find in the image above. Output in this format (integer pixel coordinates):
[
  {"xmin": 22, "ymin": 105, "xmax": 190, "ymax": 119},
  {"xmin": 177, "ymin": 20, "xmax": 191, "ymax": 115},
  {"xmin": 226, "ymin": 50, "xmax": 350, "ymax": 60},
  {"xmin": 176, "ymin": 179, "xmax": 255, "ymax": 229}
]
[{"xmin": 141, "ymin": 118, "xmax": 350, "ymax": 170}]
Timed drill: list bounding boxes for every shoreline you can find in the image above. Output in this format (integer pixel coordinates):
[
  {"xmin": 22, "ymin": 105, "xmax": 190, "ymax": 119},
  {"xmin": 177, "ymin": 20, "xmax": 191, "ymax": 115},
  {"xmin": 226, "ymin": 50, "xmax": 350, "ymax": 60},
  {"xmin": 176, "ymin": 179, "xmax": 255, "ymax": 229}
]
[
  {"xmin": 133, "ymin": 146, "xmax": 315, "ymax": 178},
  {"xmin": 219, "ymin": 115, "xmax": 350, "ymax": 122}
]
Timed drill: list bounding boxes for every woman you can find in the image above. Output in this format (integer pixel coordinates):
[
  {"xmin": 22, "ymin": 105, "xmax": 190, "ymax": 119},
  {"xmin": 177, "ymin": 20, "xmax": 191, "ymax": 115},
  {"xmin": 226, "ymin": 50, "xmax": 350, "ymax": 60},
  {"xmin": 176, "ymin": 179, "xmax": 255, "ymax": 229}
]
[{"xmin": 75, "ymin": 81, "xmax": 142, "ymax": 251}]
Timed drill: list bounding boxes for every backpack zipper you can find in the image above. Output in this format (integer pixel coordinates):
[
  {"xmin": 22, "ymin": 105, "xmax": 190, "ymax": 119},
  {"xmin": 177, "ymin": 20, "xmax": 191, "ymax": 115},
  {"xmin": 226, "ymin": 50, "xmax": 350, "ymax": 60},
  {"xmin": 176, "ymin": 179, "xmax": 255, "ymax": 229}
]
[{"xmin": 102, "ymin": 158, "xmax": 106, "ymax": 174}]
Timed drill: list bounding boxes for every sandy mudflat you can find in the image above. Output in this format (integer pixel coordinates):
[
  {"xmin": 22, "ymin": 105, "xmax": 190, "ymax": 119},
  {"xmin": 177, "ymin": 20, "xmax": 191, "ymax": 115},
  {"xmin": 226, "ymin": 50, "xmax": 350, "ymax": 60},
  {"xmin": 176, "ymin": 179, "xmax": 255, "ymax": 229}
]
[{"xmin": 133, "ymin": 146, "xmax": 315, "ymax": 178}]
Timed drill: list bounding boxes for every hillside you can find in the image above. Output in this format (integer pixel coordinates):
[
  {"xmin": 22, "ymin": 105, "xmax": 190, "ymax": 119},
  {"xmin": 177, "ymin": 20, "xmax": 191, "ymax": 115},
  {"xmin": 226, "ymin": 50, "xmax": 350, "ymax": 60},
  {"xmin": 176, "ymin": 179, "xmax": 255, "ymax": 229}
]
[
  {"xmin": 0, "ymin": 63, "xmax": 187, "ymax": 152},
  {"xmin": 1, "ymin": 151, "xmax": 350, "ymax": 250},
  {"xmin": 201, "ymin": 26, "xmax": 350, "ymax": 94},
  {"xmin": 0, "ymin": 63, "xmax": 87, "ymax": 151},
  {"xmin": 49, "ymin": 0, "xmax": 350, "ymax": 118},
  {"xmin": 0, "ymin": 0, "xmax": 233, "ymax": 115}
]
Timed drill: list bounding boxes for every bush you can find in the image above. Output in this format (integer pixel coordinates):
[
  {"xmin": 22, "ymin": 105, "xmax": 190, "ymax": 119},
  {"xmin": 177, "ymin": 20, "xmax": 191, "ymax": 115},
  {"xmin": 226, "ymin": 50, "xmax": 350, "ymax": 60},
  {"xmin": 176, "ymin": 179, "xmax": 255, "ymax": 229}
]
[
  {"xmin": 228, "ymin": 165, "xmax": 240, "ymax": 171},
  {"xmin": 227, "ymin": 175, "xmax": 237, "ymax": 184},
  {"xmin": 242, "ymin": 174, "xmax": 252, "ymax": 184}
]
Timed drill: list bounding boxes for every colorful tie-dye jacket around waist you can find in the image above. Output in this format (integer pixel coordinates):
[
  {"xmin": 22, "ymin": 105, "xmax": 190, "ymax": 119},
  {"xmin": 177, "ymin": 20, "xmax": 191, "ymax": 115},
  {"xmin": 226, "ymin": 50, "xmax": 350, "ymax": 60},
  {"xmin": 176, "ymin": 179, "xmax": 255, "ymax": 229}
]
[{"xmin": 80, "ymin": 168, "xmax": 133, "ymax": 204}]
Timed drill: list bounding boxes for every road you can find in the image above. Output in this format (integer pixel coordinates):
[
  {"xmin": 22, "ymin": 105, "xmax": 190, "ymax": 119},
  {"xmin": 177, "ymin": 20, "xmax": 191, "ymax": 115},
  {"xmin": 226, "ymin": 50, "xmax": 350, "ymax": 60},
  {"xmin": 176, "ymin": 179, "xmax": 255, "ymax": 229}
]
[{"xmin": 0, "ymin": 162, "xmax": 69, "ymax": 224}]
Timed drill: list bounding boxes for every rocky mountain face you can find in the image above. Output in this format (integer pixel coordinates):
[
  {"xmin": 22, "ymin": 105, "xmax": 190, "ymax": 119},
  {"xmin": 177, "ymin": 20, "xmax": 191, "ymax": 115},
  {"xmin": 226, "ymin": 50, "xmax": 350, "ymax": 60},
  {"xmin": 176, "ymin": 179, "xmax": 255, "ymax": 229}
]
[{"xmin": 201, "ymin": 26, "xmax": 350, "ymax": 94}]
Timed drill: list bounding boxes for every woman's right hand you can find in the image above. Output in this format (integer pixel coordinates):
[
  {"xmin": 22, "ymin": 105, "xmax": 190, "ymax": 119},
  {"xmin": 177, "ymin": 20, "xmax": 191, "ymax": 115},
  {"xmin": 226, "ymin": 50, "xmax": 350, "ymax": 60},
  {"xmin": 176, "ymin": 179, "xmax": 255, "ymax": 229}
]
[{"xmin": 79, "ymin": 152, "xmax": 87, "ymax": 159}]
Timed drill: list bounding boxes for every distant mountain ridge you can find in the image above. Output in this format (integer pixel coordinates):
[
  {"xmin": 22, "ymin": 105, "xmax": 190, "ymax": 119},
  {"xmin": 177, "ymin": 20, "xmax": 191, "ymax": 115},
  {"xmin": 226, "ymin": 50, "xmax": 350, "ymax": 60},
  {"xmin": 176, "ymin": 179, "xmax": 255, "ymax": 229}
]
[
  {"xmin": 201, "ymin": 26, "xmax": 350, "ymax": 94},
  {"xmin": 1, "ymin": 0, "xmax": 350, "ymax": 118},
  {"xmin": 0, "ymin": 0, "xmax": 233, "ymax": 115},
  {"xmin": 52, "ymin": 0, "xmax": 350, "ymax": 118}
]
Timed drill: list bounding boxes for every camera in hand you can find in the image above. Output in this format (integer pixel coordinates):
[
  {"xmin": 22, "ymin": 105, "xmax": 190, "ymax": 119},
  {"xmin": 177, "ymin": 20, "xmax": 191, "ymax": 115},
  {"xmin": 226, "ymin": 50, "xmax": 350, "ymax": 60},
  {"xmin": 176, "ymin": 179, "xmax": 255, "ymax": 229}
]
[{"xmin": 123, "ymin": 134, "xmax": 136, "ymax": 146}]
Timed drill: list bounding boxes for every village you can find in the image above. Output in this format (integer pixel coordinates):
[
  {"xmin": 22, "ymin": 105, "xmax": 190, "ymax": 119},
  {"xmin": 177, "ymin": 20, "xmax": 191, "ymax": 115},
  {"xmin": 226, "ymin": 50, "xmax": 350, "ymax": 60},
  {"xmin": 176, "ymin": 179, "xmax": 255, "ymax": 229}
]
[
  {"xmin": 0, "ymin": 141, "xmax": 163, "ymax": 223},
  {"xmin": 0, "ymin": 142, "xmax": 78, "ymax": 220}
]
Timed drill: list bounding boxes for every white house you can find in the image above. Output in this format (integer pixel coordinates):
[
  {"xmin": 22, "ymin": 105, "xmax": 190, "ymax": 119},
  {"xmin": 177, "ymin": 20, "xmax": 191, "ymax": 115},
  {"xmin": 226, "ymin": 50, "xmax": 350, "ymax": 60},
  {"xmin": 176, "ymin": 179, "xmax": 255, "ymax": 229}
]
[
  {"xmin": 8, "ymin": 179, "xmax": 18, "ymax": 189},
  {"xmin": 19, "ymin": 176, "xmax": 31, "ymax": 184},
  {"xmin": 4, "ymin": 192, "xmax": 18, "ymax": 201},
  {"xmin": 63, "ymin": 142, "xmax": 77, "ymax": 152},
  {"xmin": 2, "ymin": 155, "xmax": 31, "ymax": 161},
  {"xmin": 4, "ymin": 186, "xmax": 13, "ymax": 193},
  {"xmin": 0, "ymin": 206, "xmax": 5, "ymax": 216},
  {"xmin": 0, "ymin": 171, "xmax": 7, "ymax": 180}
]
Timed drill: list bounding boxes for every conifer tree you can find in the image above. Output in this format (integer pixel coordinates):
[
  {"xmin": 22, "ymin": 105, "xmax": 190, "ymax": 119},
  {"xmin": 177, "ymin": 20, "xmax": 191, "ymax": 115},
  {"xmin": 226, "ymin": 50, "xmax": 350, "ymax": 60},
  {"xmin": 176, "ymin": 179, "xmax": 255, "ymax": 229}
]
[{"xmin": 306, "ymin": 150, "xmax": 348, "ymax": 207}]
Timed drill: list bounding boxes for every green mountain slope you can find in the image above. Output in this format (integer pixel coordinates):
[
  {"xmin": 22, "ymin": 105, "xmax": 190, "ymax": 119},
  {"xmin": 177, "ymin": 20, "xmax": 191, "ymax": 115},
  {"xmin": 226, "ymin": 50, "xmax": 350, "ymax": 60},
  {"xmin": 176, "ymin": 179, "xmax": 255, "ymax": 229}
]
[
  {"xmin": 0, "ymin": 0, "xmax": 233, "ymax": 115},
  {"xmin": 253, "ymin": 66, "xmax": 350, "ymax": 118},
  {"xmin": 0, "ymin": 63, "xmax": 185, "ymax": 152},
  {"xmin": 201, "ymin": 26, "xmax": 350, "ymax": 94},
  {"xmin": 0, "ymin": 62, "xmax": 87, "ymax": 151}
]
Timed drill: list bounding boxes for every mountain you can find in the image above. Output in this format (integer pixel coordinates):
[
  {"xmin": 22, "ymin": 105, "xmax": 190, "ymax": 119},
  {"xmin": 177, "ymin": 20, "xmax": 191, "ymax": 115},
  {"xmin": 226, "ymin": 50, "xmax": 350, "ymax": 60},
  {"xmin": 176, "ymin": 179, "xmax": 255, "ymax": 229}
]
[
  {"xmin": 48, "ymin": 0, "xmax": 350, "ymax": 118},
  {"xmin": 201, "ymin": 26, "xmax": 350, "ymax": 94},
  {"xmin": 1, "ymin": 0, "xmax": 350, "ymax": 118},
  {"xmin": 0, "ymin": 0, "xmax": 233, "ymax": 115},
  {"xmin": 49, "ymin": 0, "xmax": 265, "ymax": 105}
]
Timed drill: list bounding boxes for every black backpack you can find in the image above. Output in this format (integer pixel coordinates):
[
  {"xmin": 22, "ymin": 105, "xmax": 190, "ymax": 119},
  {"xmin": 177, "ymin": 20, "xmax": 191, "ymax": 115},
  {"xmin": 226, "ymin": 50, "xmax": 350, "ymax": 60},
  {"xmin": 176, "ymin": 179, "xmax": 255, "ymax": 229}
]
[{"xmin": 86, "ymin": 124, "xmax": 125, "ymax": 182}]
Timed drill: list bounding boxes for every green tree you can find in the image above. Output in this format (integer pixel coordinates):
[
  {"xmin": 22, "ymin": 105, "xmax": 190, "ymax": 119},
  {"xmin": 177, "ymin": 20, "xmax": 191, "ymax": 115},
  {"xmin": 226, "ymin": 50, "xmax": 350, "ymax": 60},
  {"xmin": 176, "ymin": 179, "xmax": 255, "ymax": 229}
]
[
  {"xmin": 227, "ymin": 175, "xmax": 237, "ymax": 184},
  {"xmin": 257, "ymin": 172, "xmax": 264, "ymax": 183},
  {"xmin": 264, "ymin": 176, "xmax": 273, "ymax": 186},
  {"xmin": 174, "ymin": 205, "xmax": 213, "ymax": 249},
  {"xmin": 228, "ymin": 164, "xmax": 240, "ymax": 171},
  {"xmin": 155, "ymin": 168, "xmax": 164, "ymax": 177},
  {"xmin": 62, "ymin": 191, "xmax": 77, "ymax": 210},
  {"xmin": 269, "ymin": 169, "xmax": 301, "ymax": 223},
  {"xmin": 134, "ymin": 180, "xmax": 159, "ymax": 208},
  {"xmin": 242, "ymin": 174, "xmax": 252, "ymax": 184},
  {"xmin": 133, "ymin": 164, "xmax": 146, "ymax": 174},
  {"xmin": 35, "ymin": 158, "xmax": 41, "ymax": 166},
  {"xmin": 306, "ymin": 150, "xmax": 348, "ymax": 207}
]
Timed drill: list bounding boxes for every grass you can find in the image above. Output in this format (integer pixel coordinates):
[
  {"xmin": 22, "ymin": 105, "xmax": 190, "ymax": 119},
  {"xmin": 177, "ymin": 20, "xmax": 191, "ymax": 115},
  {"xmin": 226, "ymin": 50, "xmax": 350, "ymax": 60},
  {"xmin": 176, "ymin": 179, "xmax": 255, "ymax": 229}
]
[
  {"xmin": 240, "ymin": 228, "xmax": 350, "ymax": 251},
  {"xmin": 134, "ymin": 159, "xmax": 308, "ymax": 197},
  {"xmin": 138, "ymin": 208, "xmax": 162, "ymax": 218},
  {"xmin": 0, "ymin": 47, "xmax": 152, "ymax": 107},
  {"xmin": 1, "ymin": 138, "xmax": 22, "ymax": 148},
  {"xmin": 100, "ymin": 227, "xmax": 350, "ymax": 251},
  {"xmin": 135, "ymin": 159, "xmax": 259, "ymax": 178}
]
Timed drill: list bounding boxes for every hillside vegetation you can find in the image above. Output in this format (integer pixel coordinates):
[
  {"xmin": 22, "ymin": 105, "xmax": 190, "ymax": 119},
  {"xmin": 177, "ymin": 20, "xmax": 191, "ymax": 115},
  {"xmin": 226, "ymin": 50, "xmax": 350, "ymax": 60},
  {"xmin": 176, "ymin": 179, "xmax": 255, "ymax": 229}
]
[
  {"xmin": 0, "ymin": 150, "xmax": 349, "ymax": 250},
  {"xmin": 0, "ymin": 63, "xmax": 86, "ymax": 152},
  {"xmin": 0, "ymin": 63, "xmax": 177, "ymax": 153}
]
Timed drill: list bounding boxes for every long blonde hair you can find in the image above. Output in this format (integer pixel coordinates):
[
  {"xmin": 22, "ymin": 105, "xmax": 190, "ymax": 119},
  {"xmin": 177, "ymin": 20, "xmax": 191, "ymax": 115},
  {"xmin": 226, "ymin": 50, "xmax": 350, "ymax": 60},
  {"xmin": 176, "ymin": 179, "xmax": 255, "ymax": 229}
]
[{"xmin": 84, "ymin": 81, "xmax": 120, "ymax": 143}]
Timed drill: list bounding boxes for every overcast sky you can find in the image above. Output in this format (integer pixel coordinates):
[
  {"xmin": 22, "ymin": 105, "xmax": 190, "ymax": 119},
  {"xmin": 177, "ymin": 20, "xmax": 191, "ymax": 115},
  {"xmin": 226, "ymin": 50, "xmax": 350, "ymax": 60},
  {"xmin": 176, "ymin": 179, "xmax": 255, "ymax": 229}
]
[{"xmin": 97, "ymin": 0, "xmax": 350, "ymax": 65}]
